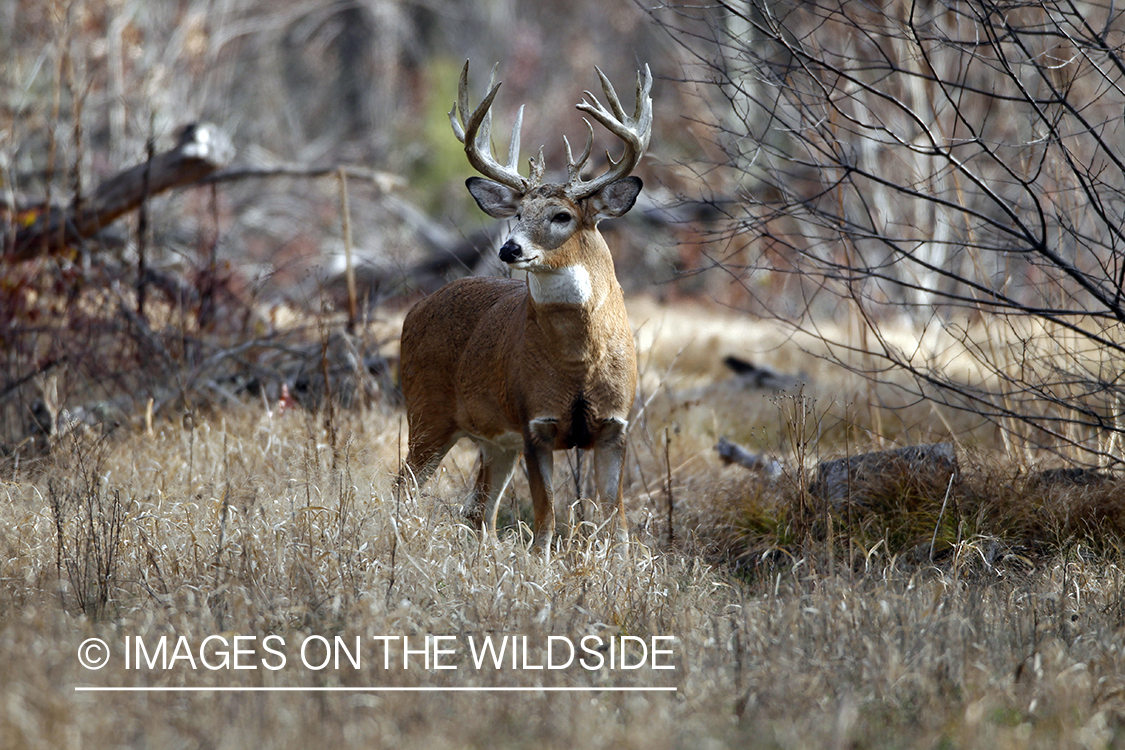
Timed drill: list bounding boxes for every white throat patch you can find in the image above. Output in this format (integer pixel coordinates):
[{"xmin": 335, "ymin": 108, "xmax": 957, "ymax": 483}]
[{"xmin": 529, "ymin": 265, "xmax": 593, "ymax": 306}]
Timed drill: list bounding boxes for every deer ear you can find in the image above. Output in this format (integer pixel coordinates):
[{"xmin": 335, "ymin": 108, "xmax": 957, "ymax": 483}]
[
  {"xmin": 466, "ymin": 177, "xmax": 522, "ymax": 219},
  {"xmin": 588, "ymin": 176, "xmax": 642, "ymax": 223}
]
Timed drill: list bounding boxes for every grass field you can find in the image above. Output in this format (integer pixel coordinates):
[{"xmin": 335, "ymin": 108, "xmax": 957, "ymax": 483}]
[{"xmin": 2, "ymin": 301, "xmax": 1124, "ymax": 749}]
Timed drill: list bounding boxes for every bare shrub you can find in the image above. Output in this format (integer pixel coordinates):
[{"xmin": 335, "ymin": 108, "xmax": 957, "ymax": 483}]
[
  {"xmin": 650, "ymin": 0, "xmax": 1125, "ymax": 466},
  {"xmin": 48, "ymin": 468, "xmax": 133, "ymax": 619}
]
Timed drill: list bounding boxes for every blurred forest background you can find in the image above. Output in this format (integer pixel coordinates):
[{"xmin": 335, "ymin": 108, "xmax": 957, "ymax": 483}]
[
  {"xmin": 0, "ymin": 0, "xmax": 727, "ymax": 453},
  {"xmin": 1, "ymin": 0, "xmax": 712, "ymax": 299},
  {"xmin": 3, "ymin": 0, "xmax": 1125, "ymax": 467}
]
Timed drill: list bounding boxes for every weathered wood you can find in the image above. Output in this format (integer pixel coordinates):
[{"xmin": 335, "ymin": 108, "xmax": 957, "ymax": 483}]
[
  {"xmin": 715, "ymin": 436, "xmax": 783, "ymax": 477},
  {"xmin": 810, "ymin": 442, "xmax": 959, "ymax": 506},
  {"xmin": 5, "ymin": 123, "xmax": 234, "ymax": 261},
  {"xmin": 1029, "ymin": 466, "xmax": 1112, "ymax": 488},
  {"xmin": 723, "ymin": 355, "xmax": 801, "ymax": 390},
  {"xmin": 201, "ymin": 163, "xmax": 402, "ymax": 192}
]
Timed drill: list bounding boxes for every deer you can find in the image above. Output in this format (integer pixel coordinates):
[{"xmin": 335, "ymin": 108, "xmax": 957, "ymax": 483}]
[{"xmin": 397, "ymin": 61, "xmax": 652, "ymax": 553}]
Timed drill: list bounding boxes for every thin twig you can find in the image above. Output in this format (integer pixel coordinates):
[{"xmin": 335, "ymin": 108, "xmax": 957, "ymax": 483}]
[{"xmin": 930, "ymin": 472, "xmax": 956, "ymax": 563}]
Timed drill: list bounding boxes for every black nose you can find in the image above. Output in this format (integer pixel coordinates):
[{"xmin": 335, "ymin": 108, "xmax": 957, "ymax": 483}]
[{"xmin": 499, "ymin": 239, "xmax": 522, "ymax": 264}]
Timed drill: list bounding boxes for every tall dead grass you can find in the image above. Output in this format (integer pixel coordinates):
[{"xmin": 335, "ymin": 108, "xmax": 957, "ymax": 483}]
[{"xmin": 2, "ymin": 372, "xmax": 1125, "ymax": 747}]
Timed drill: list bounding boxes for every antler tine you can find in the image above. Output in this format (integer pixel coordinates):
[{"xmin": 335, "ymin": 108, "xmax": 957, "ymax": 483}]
[
  {"xmin": 592, "ymin": 66, "xmax": 628, "ymax": 122},
  {"xmin": 449, "ymin": 61, "xmax": 530, "ymax": 192},
  {"xmin": 529, "ymin": 146, "xmax": 546, "ymax": 185},
  {"xmin": 563, "ymin": 119, "xmax": 594, "ymax": 184},
  {"xmin": 506, "ymin": 105, "xmax": 524, "ymax": 172},
  {"xmin": 472, "ymin": 64, "xmax": 499, "ymax": 157},
  {"xmin": 448, "ymin": 60, "xmax": 479, "ymax": 143},
  {"xmin": 634, "ymin": 65, "xmax": 654, "ymax": 125},
  {"xmin": 567, "ymin": 65, "xmax": 653, "ymax": 200}
]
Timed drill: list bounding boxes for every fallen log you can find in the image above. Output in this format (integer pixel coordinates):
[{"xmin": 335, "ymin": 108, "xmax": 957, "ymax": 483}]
[
  {"xmin": 810, "ymin": 442, "xmax": 959, "ymax": 507},
  {"xmin": 715, "ymin": 436, "xmax": 783, "ymax": 478},
  {"xmin": 4, "ymin": 122, "xmax": 234, "ymax": 261},
  {"xmin": 723, "ymin": 355, "xmax": 801, "ymax": 391}
]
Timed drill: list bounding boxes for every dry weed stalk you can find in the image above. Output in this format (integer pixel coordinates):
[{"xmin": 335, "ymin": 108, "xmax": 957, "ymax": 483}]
[
  {"xmin": 2, "ymin": 397, "xmax": 1125, "ymax": 746},
  {"xmin": 48, "ymin": 467, "xmax": 133, "ymax": 620}
]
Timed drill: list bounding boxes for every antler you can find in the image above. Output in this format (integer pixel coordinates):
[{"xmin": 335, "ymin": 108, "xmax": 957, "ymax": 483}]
[
  {"xmin": 449, "ymin": 61, "xmax": 544, "ymax": 192},
  {"xmin": 564, "ymin": 64, "xmax": 653, "ymax": 200}
]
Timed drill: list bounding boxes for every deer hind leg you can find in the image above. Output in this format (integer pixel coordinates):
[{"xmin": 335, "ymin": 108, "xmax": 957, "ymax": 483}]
[
  {"xmin": 526, "ymin": 418, "xmax": 559, "ymax": 553},
  {"xmin": 465, "ymin": 440, "xmax": 520, "ymax": 539},
  {"xmin": 593, "ymin": 417, "xmax": 630, "ymax": 545},
  {"xmin": 398, "ymin": 426, "xmax": 459, "ymax": 494}
]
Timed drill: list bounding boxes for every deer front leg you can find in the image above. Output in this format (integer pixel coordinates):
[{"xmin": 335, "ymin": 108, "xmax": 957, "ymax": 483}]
[
  {"xmin": 593, "ymin": 417, "xmax": 630, "ymax": 545},
  {"xmin": 526, "ymin": 418, "xmax": 558, "ymax": 553}
]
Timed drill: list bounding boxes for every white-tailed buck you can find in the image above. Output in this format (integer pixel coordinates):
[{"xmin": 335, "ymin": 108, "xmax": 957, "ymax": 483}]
[{"xmin": 398, "ymin": 62, "xmax": 652, "ymax": 551}]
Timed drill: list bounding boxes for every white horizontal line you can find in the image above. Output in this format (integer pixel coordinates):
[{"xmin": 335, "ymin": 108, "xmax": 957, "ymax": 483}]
[{"xmin": 75, "ymin": 686, "xmax": 677, "ymax": 693}]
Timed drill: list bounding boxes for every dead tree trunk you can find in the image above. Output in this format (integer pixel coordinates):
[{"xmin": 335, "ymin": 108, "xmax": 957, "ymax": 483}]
[{"xmin": 3, "ymin": 123, "xmax": 234, "ymax": 261}]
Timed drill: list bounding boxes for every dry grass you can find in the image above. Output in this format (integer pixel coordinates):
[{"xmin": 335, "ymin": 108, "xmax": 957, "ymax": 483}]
[{"xmin": 2, "ymin": 302, "xmax": 1125, "ymax": 748}]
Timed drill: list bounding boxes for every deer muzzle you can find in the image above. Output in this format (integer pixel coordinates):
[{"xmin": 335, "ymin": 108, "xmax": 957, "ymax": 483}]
[{"xmin": 499, "ymin": 238, "xmax": 523, "ymax": 264}]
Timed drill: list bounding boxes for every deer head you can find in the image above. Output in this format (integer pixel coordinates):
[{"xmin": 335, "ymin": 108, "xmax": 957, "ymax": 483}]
[{"xmin": 449, "ymin": 62, "xmax": 652, "ymax": 276}]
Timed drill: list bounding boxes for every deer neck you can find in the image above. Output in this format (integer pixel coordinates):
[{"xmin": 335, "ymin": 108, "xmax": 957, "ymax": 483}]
[
  {"xmin": 524, "ymin": 233, "xmax": 624, "ymax": 364},
  {"xmin": 528, "ymin": 265, "xmax": 597, "ymax": 308}
]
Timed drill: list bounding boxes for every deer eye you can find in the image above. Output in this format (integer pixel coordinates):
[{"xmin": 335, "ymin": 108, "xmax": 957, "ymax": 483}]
[{"xmin": 552, "ymin": 212, "xmax": 572, "ymax": 224}]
